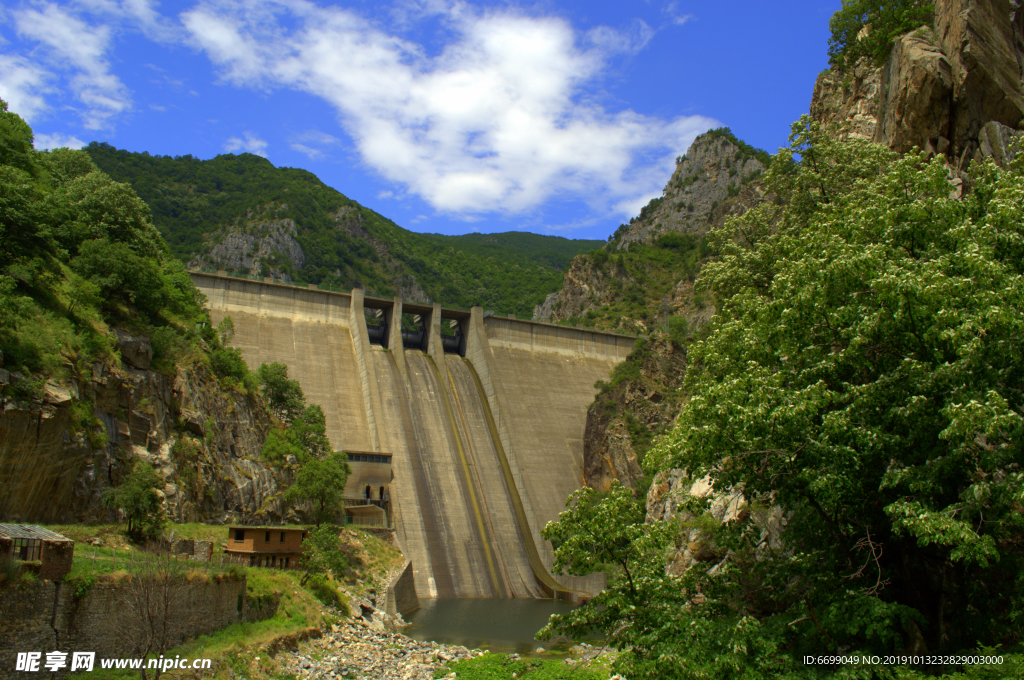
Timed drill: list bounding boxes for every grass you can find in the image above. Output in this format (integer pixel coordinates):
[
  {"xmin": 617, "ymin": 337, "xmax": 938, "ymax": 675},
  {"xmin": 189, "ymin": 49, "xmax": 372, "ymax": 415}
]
[
  {"xmin": 82, "ymin": 563, "xmax": 345, "ymax": 680},
  {"xmin": 434, "ymin": 653, "xmax": 612, "ymax": 680},
  {"xmin": 38, "ymin": 522, "xmax": 401, "ymax": 679}
]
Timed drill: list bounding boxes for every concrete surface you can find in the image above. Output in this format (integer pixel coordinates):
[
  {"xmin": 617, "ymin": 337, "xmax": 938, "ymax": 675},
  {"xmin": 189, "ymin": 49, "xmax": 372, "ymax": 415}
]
[{"xmin": 190, "ymin": 272, "xmax": 631, "ymax": 599}]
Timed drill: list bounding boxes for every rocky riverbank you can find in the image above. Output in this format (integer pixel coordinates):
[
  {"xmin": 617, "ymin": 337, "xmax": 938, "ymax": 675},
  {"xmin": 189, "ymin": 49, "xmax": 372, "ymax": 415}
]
[{"xmin": 253, "ymin": 619, "xmax": 618, "ymax": 680}]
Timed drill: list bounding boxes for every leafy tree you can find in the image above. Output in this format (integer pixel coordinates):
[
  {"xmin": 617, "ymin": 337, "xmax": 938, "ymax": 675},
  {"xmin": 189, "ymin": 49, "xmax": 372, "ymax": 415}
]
[
  {"xmin": 102, "ymin": 461, "xmax": 166, "ymax": 541},
  {"xmin": 0, "ymin": 99, "xmax": 38, "ymax": 177},
  {"xmin": 72, "ymin": 238, "xmax": 166, "ymax": 316},
  {"xmin": 828, "ymin": 0, "xmax": 934, "ymax": 70},
  {"xmin": 539, "ymin": 484, "xmax": 693, "ymax": 679},
  {"xmin": 258, "ymin": 362, "xmax": 306, "ymax": 422},
  {"xmin": 285, "ymin": 451, "xmax": 351, "ymax": 525},
  {"xmin": 627, "ymin": 118, "xmax": 1024, "ymax": 667},
  {"xmin": 300, "ymin": 524, "xmax": 350, "ymax": 585}
]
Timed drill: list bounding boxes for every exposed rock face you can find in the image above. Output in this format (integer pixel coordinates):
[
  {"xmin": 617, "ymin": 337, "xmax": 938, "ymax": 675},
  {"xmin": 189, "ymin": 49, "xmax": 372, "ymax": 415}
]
[
  {"xmin": 535, "ymin": 131, "xmax": 760, "ymax": 325},
  {"xmin": 616, "ymin": 134, "xmax": 768, "ymax": 248},
  {"xmin": 646, "ymin": 469, "xmax": 787, "ymax": 577},
  {"xmin": 0, "ymin": 334, "xmax": 293, "ymax": 525},
  {"xmin": 936, "ymin": 0, "xmax": 1024, "ymax": 156},
  {"xmin": 198, "ymin": 218, "xmax": 305, "ymax": 281},
  {"xmin": 582, "ymin": 337, "xmax": 686, "ymax": 492},
  {"xmin": 876, "ymin": 28, "xmax": 955, "ymax": 154},
  {"xmin": 810, "ymin": 57, "xmax": 884, "ymax": 141},
  {"xmin": 812, "ymin": 0, "xmax": 1024, "ymax": 162}
]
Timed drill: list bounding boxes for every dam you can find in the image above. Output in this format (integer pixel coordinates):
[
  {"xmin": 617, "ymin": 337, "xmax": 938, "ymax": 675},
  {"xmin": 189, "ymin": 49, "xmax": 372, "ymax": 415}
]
[{"xmin": 190, "ymin": 271, "xmax": 634, "ymax": 600}]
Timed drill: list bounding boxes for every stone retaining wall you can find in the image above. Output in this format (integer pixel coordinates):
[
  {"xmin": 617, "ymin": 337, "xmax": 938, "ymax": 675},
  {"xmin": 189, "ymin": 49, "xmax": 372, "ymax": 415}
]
[{"xmin": 0, "ymin": 576, "xmax": 248, "ymax": 679}]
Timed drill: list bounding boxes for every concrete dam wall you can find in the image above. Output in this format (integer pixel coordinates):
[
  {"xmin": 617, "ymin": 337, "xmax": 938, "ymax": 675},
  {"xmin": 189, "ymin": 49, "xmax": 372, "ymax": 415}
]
[{"xmin": 191, "ymin": 272, "xmax": 634, "ymax": 599}]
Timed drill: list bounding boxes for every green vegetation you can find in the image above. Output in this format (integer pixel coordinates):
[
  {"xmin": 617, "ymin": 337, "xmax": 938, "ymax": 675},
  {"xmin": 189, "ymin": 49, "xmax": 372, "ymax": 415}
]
[
  {"xmin": 828, "ymin": 0, "xmax": 935, "ymax": 70},
  {"xmin": 285, "ymin": 452, "xmax": 351, "ymax": 525},
  {"xmin": 434, "ymin": 653, "xmax": 608, "ymax": 680},
  {"xmin": 101, "ymin": 461, "xmax": 166, "ymax": 541},
  {"xmin": 257, "ymin": 362, "xmax": 351, "ymax": 522},
  {"xmin": 543, "ymin": 119, "xmax": 1024, "ymax": 678},
  {"xmin": 567, "ymin": 233, "xmax": 712, "ymax": 333},
  {"xmin": 703, "ymin": 126, "xmax": 773, "ymax": 167},
  {"xmin": 84, "ymin": 143, "xmax": 601, "ymax": 317},
  {"xmin": 0, "ymin": 98, "xmax": 242, "ymax": 405}
]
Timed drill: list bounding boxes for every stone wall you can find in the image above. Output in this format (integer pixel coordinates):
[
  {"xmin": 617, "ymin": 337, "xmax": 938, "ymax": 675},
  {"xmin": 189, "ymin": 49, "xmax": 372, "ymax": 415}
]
[
  {"xmin": 0, "ymin": 577, "xmax": 247, "ymax": 680},
  {"xmin": 38, "ymin": 541, "xmax": 74, "ymax": 581},
  {"xmin": 384, "ymin": 561, "xmax": 419, "ymax": 617}
]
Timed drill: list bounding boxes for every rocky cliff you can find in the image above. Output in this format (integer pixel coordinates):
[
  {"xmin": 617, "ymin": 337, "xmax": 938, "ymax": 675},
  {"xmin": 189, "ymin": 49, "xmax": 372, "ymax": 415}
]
[
  {"xmin": 573, "ymin": 0, "xmax": 1024, "ymax": 512},
  {"xmin": 811, "ymin": 0, "xmax": 1024, "ymax": 164},
  {"xmin": 0, "ymin": 332, "xmax": 295, "ymax": 525},
  {"xmin": 581, "ymin": 336, "xmax": 687, "ymax": 493},
  {"xmin": 534, "ymin": 130, "xmax": 768, "ymax": 329}
]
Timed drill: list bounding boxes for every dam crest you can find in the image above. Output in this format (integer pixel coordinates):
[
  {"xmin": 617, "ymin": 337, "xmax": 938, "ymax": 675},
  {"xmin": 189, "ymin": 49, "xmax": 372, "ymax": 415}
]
[{"xmin": 191, "ymin": 271, "xmax": 634, "ymax": 600}]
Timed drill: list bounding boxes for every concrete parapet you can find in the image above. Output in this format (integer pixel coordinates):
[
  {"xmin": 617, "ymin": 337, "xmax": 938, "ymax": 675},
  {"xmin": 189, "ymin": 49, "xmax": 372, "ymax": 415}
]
[
  {"xmin": 483, "ymin": 316, "xmax": 634, "ymax": 361},
  {"xmin": 384, "ymin": 560, "xmax": 419, "ymax": 617},
  {"xmin": 192, "ymin": 271, "xmax": 352, "ymax": 327}
]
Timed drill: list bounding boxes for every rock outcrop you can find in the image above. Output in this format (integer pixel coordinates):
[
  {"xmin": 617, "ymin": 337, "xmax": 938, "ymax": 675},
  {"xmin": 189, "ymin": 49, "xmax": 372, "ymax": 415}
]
[
  {"xmin": 534, "ymin": 131, "xmax": 761, "ymax": 326},
  {"xmin": 0, "ymin": 332, "xmax": 293, "ymax": 525},
  {"xmin": 810, "ymin": 57, "xmax": 884, "ymax": 141},
  {"xmin": 582, "ymin": 337, "xmax": 687, "ymax": 492},
  {"xmin": 645, "ymin": 470, "xmax": 787, "ymax": 577},
  {"xmin": 812, "ymin": 0, "xmax": 1024, "ymax": 164},
  {"xmin": 615, "ymin": 133, "xmax": 768, "ymax": 248},
  {"xmin": 193, "ymin": 215, "xmax": 305, "ymax": 282}
]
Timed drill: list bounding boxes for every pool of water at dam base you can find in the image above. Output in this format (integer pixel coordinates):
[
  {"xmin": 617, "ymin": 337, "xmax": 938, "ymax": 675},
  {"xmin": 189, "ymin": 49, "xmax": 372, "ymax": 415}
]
[{"xmin": 404, "ymin": 598, "xmax": 590, "ymax": 656}]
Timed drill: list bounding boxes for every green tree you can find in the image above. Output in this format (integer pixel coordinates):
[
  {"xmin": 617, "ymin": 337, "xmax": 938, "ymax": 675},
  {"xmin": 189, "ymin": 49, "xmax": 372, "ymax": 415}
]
[
  {"xmin": 258, "ymin": 362, "xmax": 305, "ymax": 422},
  {"xmin": 827, "ymin": 0, "xmax": 934, "ymax": 70},
  {"xmin": 285, "ymin": 451, "xmax": 351, "ymax": 525},
  {"xmin": 637, "ymin": 118, "xmax": 1024, "ymax": 665},
  {"xmin": 72, "ymin": 238, "xmax": 167, "ymax": 316},
  {"xmin": 102, "ymin": 461, "xmax": 166, "ymax": 541},
  {"xmin": 300, "ymin": 524, "xmax": 350, "ymax": 585}
]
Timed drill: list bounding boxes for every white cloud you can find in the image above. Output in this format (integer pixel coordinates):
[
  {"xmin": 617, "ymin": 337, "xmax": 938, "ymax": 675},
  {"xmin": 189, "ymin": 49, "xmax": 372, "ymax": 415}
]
[
  {"xmin": 665, "ymin": 2, "xmax": 694, "ymax": 27},
  {"xmin": 289, "ymin": 129, "xmax": 341, "ymax": 159},
  {"xmin": 14, "ymin": 3, "xmax": 132, "ymax": 129},
  {"xmin": 34, "ymin": 132, "xmax": 87, "ymax": 150},
  {"xmin": 224, "ymin": 132, "xmax": 268, "ymax": 156},
  {"xmin": 184, "ymin": 0, "xmax": 716, "ymax": 217},
  {"xmin": 0, "ymin": 54, "xmax": 51, "ymax": 121}
]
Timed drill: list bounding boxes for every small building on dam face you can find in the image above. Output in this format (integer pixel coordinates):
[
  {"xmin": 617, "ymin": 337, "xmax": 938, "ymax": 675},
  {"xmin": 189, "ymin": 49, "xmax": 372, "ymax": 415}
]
[
  {"xmin": 343, "ymin": 451, "xmax": 392, "ymax": 528},
  {"xmin": 190, "ymin": 271, "xmax": 633, "ymax": 600}
]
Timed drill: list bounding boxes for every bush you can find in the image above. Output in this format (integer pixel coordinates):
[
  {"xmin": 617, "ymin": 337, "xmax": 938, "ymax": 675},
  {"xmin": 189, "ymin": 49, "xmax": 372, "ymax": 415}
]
[
  {"xmin": 828, "ymin": 0, "xmax": 934, "ymax": 70},
  {"xmin": 210, "ymin": 346, "xmax": 248, "ymax": 382},
  {"xmin": 667, "ymin": 316, "xmax": 689, "ymax": 346},
  {"xmin": 304, "ymin": 574, "xmax": 348, "ymax": 614}
]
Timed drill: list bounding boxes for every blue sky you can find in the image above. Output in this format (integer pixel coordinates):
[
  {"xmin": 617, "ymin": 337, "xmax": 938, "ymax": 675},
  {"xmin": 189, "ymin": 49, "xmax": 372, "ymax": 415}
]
[{"xmin": 0, "ymin": 0, "xmax": 840, "ymax": 240}]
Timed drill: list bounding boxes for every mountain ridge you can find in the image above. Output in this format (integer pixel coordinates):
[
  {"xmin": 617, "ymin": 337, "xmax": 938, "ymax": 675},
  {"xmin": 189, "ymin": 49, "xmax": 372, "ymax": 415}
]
[{"xmin": 85, "ymin": 143, "xmax": 603, "ymax": 318}]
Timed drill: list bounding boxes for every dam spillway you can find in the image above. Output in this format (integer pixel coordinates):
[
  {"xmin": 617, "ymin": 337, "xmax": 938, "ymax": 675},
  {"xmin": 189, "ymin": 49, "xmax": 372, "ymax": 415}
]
[{"xmin": 190, "ymin": 271, "xmax": 634, "ymax": 599}]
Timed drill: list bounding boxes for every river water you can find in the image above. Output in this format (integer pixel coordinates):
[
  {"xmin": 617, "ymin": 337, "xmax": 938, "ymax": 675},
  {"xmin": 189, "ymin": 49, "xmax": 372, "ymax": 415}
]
[{"xmin": 404, "ymin": 598, "xmax": 582, "ymax": 656}]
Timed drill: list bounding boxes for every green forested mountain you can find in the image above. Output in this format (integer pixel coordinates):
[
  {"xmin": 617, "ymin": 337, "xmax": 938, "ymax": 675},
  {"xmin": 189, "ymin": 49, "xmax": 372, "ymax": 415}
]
[{"xmin": 85, "ymin": 143, "xmax": 602, "ymax": 317}]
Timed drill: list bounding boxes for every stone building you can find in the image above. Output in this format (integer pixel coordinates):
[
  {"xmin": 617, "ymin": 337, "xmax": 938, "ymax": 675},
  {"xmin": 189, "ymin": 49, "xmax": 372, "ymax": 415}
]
[{"xmin": 0, "ymin": 524, "xmax": 74, "ymax": 580}]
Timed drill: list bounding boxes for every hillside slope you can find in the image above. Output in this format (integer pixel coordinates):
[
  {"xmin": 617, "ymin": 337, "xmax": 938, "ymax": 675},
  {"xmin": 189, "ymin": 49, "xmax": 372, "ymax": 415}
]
[
  {"xmin": 533, "ymin": 128, "xmax": 769, "ymax": 334},
  {"xmin": 85, "ymin": 144, "xmax": 601, "ymax": 317}
]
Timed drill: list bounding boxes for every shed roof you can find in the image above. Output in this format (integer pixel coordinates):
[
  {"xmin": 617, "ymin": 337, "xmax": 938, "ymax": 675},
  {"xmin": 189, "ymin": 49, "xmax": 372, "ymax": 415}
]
[
  {"xmin": 0, "ymin": 524, "xmax": 71, "ymax": 541},
  {"xmin": 227, "ymin": 526, "xmax": 309, "ymax": 532}
]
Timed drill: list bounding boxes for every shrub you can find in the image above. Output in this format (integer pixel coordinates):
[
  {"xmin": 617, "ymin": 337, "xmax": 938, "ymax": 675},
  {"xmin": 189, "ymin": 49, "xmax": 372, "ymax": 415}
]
[{"xmin": 828, "ymin": 0, "xmax": 934, "ymax": 70}]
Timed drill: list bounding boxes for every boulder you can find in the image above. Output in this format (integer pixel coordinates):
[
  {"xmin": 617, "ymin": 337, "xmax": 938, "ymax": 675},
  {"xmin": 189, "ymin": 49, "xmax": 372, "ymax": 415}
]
[
  {"xmin": 876, "ymin": 28, "xmax": 954, "ymax": 154},
  {"xmin": 113, "ymin": 329, "xmax": 153, "ymax": 370},
  {"xmin": 935, "ymin": 0, "xmax": 1024, "ymax": 154},
  {"xmin": 978, "ymin": 119, "xmax": 1024, "ymax": 166}
]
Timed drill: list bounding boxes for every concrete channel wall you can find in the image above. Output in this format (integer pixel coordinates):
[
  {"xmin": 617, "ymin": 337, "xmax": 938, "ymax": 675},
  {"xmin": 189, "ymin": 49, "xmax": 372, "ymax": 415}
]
[{"xmin": 190, "ymin": 272, "xmax": 633, "ymax": 599}]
